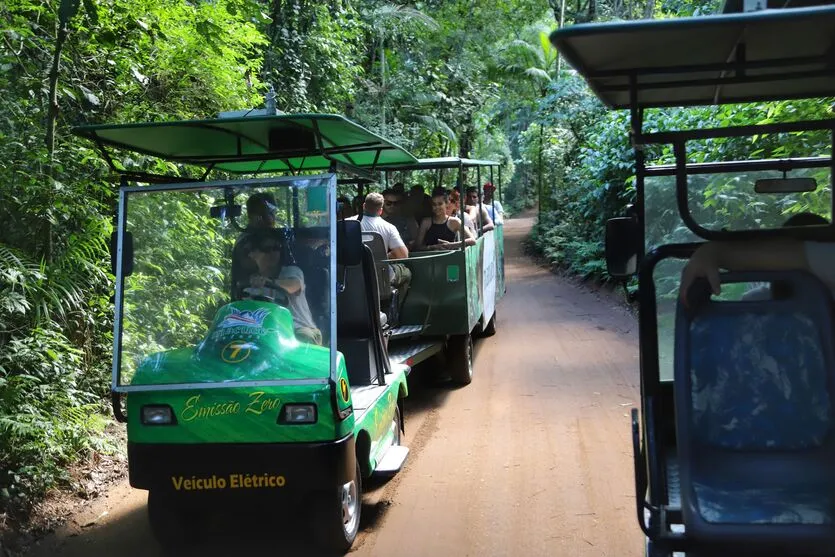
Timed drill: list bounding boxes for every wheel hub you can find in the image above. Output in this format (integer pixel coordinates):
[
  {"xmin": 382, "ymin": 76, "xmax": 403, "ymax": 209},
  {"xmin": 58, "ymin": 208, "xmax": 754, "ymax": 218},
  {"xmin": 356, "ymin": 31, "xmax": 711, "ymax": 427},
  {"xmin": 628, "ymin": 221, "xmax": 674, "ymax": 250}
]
[{"xmin": 341, "ymin": 479, "xmax": 359, "ymax": 534}]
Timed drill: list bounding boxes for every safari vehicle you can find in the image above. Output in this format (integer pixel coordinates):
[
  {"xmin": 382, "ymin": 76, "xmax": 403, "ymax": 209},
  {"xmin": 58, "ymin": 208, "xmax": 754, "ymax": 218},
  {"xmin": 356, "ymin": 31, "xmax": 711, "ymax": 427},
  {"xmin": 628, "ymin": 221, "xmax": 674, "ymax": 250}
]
[
  {"xmin": 73, "ymin": 113, "xmax": 445, "ymax": 551},
  {"xmin": 553, "ymin": 5, "xmax": 835, "ymax": 556},
  {"xmin": 378, "ymin": 157, "xmax": 507, "ymax": 385}
]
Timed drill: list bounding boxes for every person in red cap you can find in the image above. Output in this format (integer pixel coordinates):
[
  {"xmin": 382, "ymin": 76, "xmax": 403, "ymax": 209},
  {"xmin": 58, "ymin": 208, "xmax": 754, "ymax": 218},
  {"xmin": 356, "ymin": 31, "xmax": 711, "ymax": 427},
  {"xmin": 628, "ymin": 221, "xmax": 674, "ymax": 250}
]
[{"xmin": 483, "ymin": 182, "xmax": 504, "ymax": 224}]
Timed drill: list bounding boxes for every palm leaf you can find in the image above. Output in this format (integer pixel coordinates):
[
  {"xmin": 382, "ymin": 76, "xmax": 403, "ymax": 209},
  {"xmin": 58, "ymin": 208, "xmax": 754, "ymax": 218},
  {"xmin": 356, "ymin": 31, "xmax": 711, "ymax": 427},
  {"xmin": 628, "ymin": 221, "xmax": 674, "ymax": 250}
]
[
  {"xmin": 411, "ymin": 114, "xmax": 458, "ymax": 144},
  {"xmin": 525, "ymin": 67, "xmax": 552, "ymax": 84},
  {"xmin": 370, "ymin": 5, "xmax": 440, "ymax": 31},
  {"xmin": 504, "ymin": 39, "xmax": 545, "ymax": 66}
]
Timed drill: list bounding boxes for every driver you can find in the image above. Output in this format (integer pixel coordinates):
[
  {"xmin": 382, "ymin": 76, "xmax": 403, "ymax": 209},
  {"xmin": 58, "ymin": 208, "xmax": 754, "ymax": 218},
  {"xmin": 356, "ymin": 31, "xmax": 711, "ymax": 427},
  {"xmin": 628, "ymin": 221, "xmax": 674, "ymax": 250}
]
[{"xmin": 232, "ymin": 193, "xmax": 322, "ymax": 346}]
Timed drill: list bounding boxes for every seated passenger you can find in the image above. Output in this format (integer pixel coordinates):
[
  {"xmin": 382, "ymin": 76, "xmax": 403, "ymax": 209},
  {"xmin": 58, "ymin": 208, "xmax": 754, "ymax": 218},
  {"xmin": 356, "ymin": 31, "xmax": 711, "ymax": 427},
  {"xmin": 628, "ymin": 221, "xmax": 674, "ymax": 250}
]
[
  {"xmin": 354, "ymin": 192, "xmax": 412, "ymax": 310},
  {"xmin": 742, "ymin": 213, "xmax": 829, "ymax": 301},
  {"xmin": 680, "ymin": 212, "xmax": 832, "ymax": 305},
  {"xmin": 407, "ymin": 185, "xmax": 432, "ymax": 225},
  {"xmin": 483, "ymin": 182, "xmax": 504, "ymax": 225},
  {"xmin": 337, "ymin": 195, "xmax": 355, "ymax": 219},
  {"xmin": 448, "ymin": 189, "xmax": 476, "ymax": 235},
  {"xmin": 392, "ymin": 181, "xmax": 407, "ymax": 196},
  {"xmin": 416, "ymin": 190, "xmax": 476, "ymax": 251},
  {"xmin": 352, "ymin": 194, "xmax": 366, "ymax": 217},
  {"xmin": 465, "ymin": 186, "xmax": 495, "ymax": 233},
  {"xmin": 231, "ymin": 192, "xmax": 277, "ymax": 299},
  {"xmin": 232, "ymin": 193, "xmax": 322, "ymax": 346},
  {"xmin": 382, "ymin": 188, "xmax": 418, "ymax": 249}
]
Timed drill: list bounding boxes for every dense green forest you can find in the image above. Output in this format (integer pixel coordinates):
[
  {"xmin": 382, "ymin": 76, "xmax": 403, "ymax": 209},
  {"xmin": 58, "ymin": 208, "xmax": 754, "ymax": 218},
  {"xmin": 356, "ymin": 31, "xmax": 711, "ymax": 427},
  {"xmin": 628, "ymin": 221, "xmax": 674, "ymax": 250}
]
[{"xmin": 1, "ymin": 0, "xmax": 832, "ymax": 528}]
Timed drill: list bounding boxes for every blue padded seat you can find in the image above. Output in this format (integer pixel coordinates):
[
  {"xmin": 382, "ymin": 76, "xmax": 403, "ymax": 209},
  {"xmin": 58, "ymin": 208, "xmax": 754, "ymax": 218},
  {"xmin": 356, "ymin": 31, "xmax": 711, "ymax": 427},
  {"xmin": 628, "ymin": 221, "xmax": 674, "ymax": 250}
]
[{"xmin": 674, "ymin": 271, "xmax": 835, "ymax": 546}]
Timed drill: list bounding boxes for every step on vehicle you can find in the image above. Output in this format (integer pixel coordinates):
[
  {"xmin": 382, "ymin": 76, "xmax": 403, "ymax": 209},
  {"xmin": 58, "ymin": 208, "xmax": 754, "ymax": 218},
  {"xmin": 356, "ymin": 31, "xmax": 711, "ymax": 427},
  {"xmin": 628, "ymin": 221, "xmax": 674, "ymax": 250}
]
[
  {"xmin": 74, "ymin": 112, "xmax": 448, "ymax": 552},
  {"xmin": 553, "ymin": 4, "xmax": 835, "ymax": 556}
]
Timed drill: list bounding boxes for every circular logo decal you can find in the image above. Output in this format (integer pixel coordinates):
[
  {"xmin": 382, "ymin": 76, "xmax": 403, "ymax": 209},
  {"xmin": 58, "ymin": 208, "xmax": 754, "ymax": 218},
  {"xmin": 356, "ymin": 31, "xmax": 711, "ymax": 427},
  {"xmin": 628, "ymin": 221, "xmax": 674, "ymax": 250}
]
[
  {"xmin": 339, "ymin": 378, "xmax": 350, "ymax": 402},
  {"xmin": 221, "ymin": 340, "xmax": 252, "ymax": 363}
]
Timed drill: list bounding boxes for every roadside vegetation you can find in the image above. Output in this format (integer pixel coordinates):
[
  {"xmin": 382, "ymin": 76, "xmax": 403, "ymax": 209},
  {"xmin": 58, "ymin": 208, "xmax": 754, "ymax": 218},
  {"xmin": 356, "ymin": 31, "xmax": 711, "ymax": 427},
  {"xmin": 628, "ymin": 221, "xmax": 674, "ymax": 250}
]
[{"xmin": 0, "ymin": 0, "xmax": 556, "ymax": 529}]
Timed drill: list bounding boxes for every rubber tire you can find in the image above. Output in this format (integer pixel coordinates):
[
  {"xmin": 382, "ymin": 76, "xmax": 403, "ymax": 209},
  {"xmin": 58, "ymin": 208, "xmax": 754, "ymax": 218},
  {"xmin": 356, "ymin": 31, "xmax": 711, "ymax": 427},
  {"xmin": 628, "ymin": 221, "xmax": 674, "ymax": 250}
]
[
  {"xmin": 314, "ymin": 461, "xmax": 362, "ymax": 553},
  {"xmin": 147, "ymin": 491, "xmax": 203, "ymax": 552},
  {"xmin": 447, "ymin": 334, "xmax": 474, "ymax": 386},
  {"xmin": 391, "ymin": 404, "xmax": 402, "ymax": 447},
  {"xmin": 481, "ymin": 311, "xmax": 497, "ymax": 337}
]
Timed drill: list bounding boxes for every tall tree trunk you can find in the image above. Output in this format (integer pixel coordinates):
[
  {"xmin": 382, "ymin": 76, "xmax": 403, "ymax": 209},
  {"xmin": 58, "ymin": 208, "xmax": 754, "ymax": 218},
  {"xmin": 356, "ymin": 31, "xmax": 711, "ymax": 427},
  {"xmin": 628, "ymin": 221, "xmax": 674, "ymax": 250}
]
[
  {"xmin": 45, "ymin": 0, "xmax": 78, "ymax": 262},
  {"xmin": 380, "ymin": 39, "xmax": 386, "ymax": 135},
  {"xmin": 538, "ymin": 125, "xmax": 544, "ymax": 221},
  {"xmin": 589, "ymin": 0, "xmax": 597, "ymax": 21},
  {"xmin": 556, "ymin": 0, "xmax": 567, "ymax": 79},
  {"xmin": 45, "ymin": 26, "xmax": 68, "ymax": 162},
  {"xmin": 644, "ymin": 0, "xmax": 656, "ymax": 19},
  {"xmin": 459, "ymin": 123, "xmax": 472, "ymax": 187}
]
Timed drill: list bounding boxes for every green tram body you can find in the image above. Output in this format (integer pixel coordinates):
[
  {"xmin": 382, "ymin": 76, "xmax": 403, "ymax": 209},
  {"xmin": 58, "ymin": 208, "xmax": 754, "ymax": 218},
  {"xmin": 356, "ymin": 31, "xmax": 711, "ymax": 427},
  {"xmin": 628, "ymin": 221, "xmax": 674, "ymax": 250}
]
[
  {"xmin": 366, "ymin": 156, "xmax": 508, "ymax": 375},
  {"xmin": 74, "ymin": 113, "xmax": 504, "ymax": 551},
  {"xmin": 399, "ymin": 227, "xmax": 505, "ymax": 338}
]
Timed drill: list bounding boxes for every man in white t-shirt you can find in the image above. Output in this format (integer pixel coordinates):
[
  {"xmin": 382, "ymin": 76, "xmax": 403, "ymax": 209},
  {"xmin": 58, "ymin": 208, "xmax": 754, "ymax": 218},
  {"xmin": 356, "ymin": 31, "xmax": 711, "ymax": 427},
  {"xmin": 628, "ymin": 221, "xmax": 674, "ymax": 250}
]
[
  {"xmin": 358, "ymin": 192, "xmax": 409, "ymax": 259},
  {"xmin": 354, "ymin": 192, "xmax": 411, "ymax": 312}
]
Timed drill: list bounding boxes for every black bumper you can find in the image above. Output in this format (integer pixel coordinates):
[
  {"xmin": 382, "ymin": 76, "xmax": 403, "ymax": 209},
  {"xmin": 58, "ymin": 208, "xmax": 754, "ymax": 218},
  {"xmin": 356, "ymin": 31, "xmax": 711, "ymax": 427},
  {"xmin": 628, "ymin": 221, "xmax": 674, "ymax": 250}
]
[{"xmin": 128, "ymin": 435, "xmax": 355, "ymax": 494}]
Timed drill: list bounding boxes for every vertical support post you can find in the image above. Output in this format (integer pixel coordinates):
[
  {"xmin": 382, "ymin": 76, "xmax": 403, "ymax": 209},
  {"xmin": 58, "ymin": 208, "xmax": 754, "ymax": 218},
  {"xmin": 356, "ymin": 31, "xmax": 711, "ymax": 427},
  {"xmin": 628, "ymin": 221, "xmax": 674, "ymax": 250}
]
[
  {"xmin": 292, "ymin": 187, "xmax": 300, "ymax": 228},
  {"xmin": 830, "ymin": 125, "xmax": 835, "ymax": 223},
  {"xmin": 477, "ymin": 165, "xmax": 483, "ymax": 235},
  {"xmin": 490, "ymin": 166, "xmax": 496, "ymax": 217},
  {"xmin": 498, "ymin": 165, "xmax": 503, "ymax": 204},
  {"xmin": 628, "ymin": 72, "xmax": 657, "ymax": 509},
  {"xmin": 458, "ymin": 163, "xmax": 466, "ymax": 250}
]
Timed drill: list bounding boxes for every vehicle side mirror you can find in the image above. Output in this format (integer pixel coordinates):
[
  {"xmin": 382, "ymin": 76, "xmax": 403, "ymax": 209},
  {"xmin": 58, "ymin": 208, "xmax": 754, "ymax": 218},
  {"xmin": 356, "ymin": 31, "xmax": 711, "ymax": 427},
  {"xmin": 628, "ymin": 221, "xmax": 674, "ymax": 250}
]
[
  {"xmin": 110, "ymin": 230, "xmax": 134, "ymax": 277},
  {"xmin": 336, "ymin": 219, "xmax": 362, "ymax": 266},
  {"xmin": 605, "ymin": 217, "xmax": 640, "ymax": 278},
  {"xmin": 210, "ymin": 204, "xmax": 242, "ymax": 219}
]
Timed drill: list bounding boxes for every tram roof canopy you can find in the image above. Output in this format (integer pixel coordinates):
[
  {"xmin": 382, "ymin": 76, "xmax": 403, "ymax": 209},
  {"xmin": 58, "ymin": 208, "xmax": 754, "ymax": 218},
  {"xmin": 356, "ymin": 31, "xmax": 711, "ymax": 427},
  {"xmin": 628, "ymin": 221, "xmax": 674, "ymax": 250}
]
[
  {"xmin": 73, "ymin": 113, "xmax": 418, "ymax": 173},
  {"xmin": 550, "ymin": 5, "xmax": 835, "ymax": 109}
]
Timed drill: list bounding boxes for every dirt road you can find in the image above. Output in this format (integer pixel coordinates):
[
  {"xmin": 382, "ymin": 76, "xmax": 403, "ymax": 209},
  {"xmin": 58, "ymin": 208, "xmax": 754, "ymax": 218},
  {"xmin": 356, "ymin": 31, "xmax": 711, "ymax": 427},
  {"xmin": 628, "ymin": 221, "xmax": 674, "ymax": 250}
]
[{"xmin": 25, "ymin": 214, "xmax": 642, "ymax": 557}]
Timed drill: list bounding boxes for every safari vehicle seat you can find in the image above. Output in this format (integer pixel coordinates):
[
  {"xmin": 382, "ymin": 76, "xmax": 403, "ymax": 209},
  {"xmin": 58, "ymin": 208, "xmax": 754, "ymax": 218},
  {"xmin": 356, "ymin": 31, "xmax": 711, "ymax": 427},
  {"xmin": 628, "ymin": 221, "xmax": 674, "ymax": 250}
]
[
  {"xmin": 361, "ymin": 231, "xmax": 399, "ymax": 323},
  {"xmin": 674, "ymin": 270, "xmax": 835, "ymax": 547},
  {"xmin": 337, "ymin": 221, "xmax": 391, "ymax": 387}
]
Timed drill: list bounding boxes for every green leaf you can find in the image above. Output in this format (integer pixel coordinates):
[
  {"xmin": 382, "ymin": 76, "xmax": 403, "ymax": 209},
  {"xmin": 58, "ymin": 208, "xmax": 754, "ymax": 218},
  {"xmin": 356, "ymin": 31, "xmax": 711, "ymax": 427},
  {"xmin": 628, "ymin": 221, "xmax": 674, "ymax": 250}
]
[{"xmin": 78, "ymin": 85, "xmax": 100, "ymax": 106}]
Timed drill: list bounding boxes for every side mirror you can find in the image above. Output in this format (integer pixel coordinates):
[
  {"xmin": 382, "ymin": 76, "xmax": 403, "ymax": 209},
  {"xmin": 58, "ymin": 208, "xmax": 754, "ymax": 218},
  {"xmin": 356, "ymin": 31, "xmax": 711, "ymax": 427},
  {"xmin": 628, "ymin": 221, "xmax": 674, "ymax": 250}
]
[
  {"xmin": 336, "ymin": 219, "xmax": 362, "ymax": 266},
  {"xmin": 210, "ymin": 204, "xmax": 242, "ymax": 219},
  {"xmin": 605, "ymin": 217, "xmax": 640, "ymax": 278},
  {"xmin": 110, "ymin": 230, "xmax": 134, "ymax": 277}
]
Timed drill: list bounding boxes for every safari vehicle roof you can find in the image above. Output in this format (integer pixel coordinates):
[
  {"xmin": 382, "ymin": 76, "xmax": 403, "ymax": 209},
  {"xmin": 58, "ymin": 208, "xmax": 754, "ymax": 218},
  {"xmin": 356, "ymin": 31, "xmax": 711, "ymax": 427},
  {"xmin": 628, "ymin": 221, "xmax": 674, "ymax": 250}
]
[
  {"xmin": 73, "ymin": 113, "xmax": 418, "ymax": 175},
  {"xmin": 549, "ymin": 5, "xmax": 835, "ymax": 109},
  {"xmin": 380, "ymin": 157, "xmax": 501, "ymax": 171}
]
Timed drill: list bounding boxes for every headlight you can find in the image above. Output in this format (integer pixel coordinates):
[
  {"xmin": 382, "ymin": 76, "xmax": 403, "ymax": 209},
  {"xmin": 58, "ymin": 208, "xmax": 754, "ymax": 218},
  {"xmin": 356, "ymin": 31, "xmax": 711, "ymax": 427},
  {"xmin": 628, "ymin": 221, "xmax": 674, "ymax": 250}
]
[
  {"xmin": 141, "ymin": 405, "xmax": 176, "ymax": 425},
  {"xmin": 279, "ymin": 404, "xmax": 317, "ymax": 425}
]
